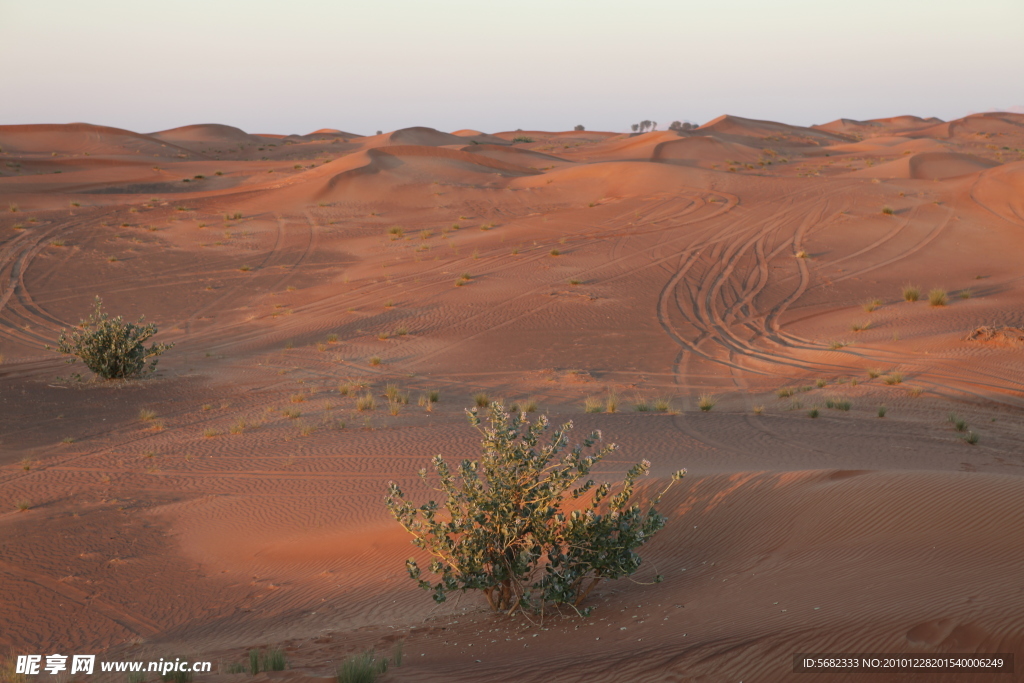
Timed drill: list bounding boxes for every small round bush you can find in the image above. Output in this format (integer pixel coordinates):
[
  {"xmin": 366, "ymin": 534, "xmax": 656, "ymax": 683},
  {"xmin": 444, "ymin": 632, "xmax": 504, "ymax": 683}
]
[{"xmin": 51, "ymin": 297, "xmax": 173, "ymax": 379}]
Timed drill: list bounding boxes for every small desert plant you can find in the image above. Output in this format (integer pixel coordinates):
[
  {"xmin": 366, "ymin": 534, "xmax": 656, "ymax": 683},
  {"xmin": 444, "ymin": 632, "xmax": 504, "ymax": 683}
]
[
  {"xmin": 282, "ymin": 408, "xmax": 301, "ymax": 419},
  {"xmin": 928, "ymin": 288, "xmax": 947, "ymax": 306},
  {"xmin": 427, "ymin": 389, "xmax": 440, "ymax": 403},
  {"xmin": 225, "ymin": 662, "xmax": 246, "ymax": 674},
  {"xmin": 203, "ymin": 427, "xmax": 219, "ymax": 438},
  {"xmin": 815, "ymin": 379, "xmax": 827, "ymax": 388},
  {"xmin": 356, "ymin": 394, "xmax": 376, "ymax": 411},
  {"xmin": 128, "ymin": 670, "xmax": 147, "ymax": 683},
  {"xmin": 230, "ymin": 419, "xmax": 248, "ymax": 434},
  {"xmin": 583, "ymin": 396, "xmax": 602, "ymax": 413},
  {"xmin": 550, "ymin": 249, "xmax": 561, "ymax": 256},
  {"xmin": 877, "ymin": 405, "xmax": 887, "ymax": 418},
  {"xmin": 290, "ymin": 393, "xmax": 306, "ymax": 403},
  {"xmin": 863, "ymin": 298, "xmax": 883, "ymax": 312},
  {"xmin": 948, "ymin": 413, "xmax": 968, "ymax": 432},
  {"xmin": 958, "ymin": 288, "xmax": 972, "ymax": 299},
  {"xmin": 16, "ymin": 500, "xmax": 30, "ymax": 511},
  {"xmin": 828, "ymin": 340, "xmax": 847, "ymax": 350},
  {"xmin": 569, "ymin": 278, "xmax": 582, "ymax": 285},
  {"xmin": 369, "ymin": 356, "xmax": 382, "ymax": 366},
  {"xmin": 697, "ymin": 394, "xmax": 716, "ymax": 412},
  {"xmin": 605, "ymin": 393, "xmax": 618, "ymax": 413},
  {"xmin": 777, "ymin": 387, "xmax": 794, "ymax": 398},
  {"xmin": 139, "ymin": 409, "xmax": 157, "ymax": 422},
  {"xmin": 795, "ymin": 250, "xmax": 809, "ymax": 259},
  {"xmin": 908, "ymin": 387, "xmax": 923, "ymax": 397},
  {"xmin": 808, "ymin": 408, "xmax": 819, "ymax": 418},
  {"xmin": 327, "ymin": 333, "xmax": 339, "ymax": 343},
  {"xmin": 653, "ymin": 398, "xmax": 671, "ymax": 413},
  {"xmin": 753, "ymin": 405, "xmax": 764, "ymax": 415},
  {"xmin": 385, "ymin": 384, "xmax": 400, "ymax": 401},
  {"xmin": 902, "ymin": 285, "xmax": 920, "ymax": 302},
  {"xmin": 850, "ymin": 321, "xmax": 870, "ymax": 332},
  {"xmin": 825, "ymin": 398, "xmax": 851, "ymax": 411},
  {"xmin": 519, "ymin": 397, "xmax": 538, "ymax": 412},
  {"xmin": 881, "ymin": 206, "xmax": 894, "ymax": 215},
  {"xmin": 961, "ymin": 431, "xmax": 979, "ymax": 445},
  {"xmin": 61, "ymin": 436, "xmax": 75, "ymax": 444},
  {"xmin": 388, "ymin": 226, "xmax": 403, "ymax": 239},
  {"xmin": 396, "ymin": 327, "xmax": 408, "ymax": 336},
  {"xmin": 884, "ymin": 372, "xmax": 903, "ymax": 385},
  {"xmin": 474, "ymin": 392, "xmax": 491, "ymax": 407},
  {"xmin": 50, "ymin": 297, "xmax": 173, "ymax": 379},
  {"xmin": 336, "ymin": 650, "xmax": 388, "ymax": 683},
  {"xmin": 634, "ymin": 399, "xmax": 650, "ymax": 412},
  {"xmin": 867, "ymin": 368, "xmax": 881, "ymax": 379},
  {"xmin": 385, "ymin": 404, "xmax": 685, "ymax": 615},
  {"xmin": 511, "ymin": 136, "xmax": 534, "ymax": 143}
]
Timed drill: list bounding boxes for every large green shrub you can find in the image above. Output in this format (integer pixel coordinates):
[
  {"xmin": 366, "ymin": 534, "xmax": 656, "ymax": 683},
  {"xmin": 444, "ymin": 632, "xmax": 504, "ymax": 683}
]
[
  {"xmin": 51, "ymin": 297, "xmax": 173, "ymax": 379},
  {"xmin": 385, "ymin": 404, "xmax": 685, "ymax": 616}
]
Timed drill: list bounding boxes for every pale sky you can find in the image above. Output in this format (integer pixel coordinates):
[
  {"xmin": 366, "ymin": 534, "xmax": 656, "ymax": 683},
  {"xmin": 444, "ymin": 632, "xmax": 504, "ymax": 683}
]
[{"xmin": 2, "ymin": 0, "xmax": 1022, "ymax": 135}]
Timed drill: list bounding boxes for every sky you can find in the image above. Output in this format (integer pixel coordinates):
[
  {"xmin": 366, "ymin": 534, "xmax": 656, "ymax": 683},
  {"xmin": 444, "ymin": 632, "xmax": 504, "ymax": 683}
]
[{"xmin": 2, "ymin": 0, "xmax": 1022, "ymax": 135}]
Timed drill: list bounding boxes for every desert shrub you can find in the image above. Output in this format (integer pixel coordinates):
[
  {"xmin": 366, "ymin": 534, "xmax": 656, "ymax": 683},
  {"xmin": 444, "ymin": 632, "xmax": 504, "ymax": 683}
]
[
  {"xmin": 928, "ymin": 288, "xmax": 948, "ymax": 306},
  {"xmin": 697, "ymin": 394, "xmax": 716, "ymax": 412},
  {"xmin": 336, "ymin": 650, "xmax": 388, "ymax": 683},
  {"xmin": 474, "ymin": 392, "xmax": 490, "ymax": 407},
  {"xmin": 511, "ymin": 136, "xmax": 534, "ymax": 143},
  {"xmin": 584, "ymin": 396, "xmax": 603, "ymax": 413},
  {"xmin": 385, "ymin": 404, "xmax": 685, "ymax": 615},
  {"xmin": 51, "ymin": 297, "xmax": 173, "ymax": 379},
  {"xmin": 902, "ymin": 285, "xmax": 920, "ymax": 302},
  {"xmin": 574, "ymin": 125, "xmax": 585, "ymax": 132},
  {"xmin": 881, "ymin": 206, "xmax": 894, "ymax": 215},
  {"xmin": 877, "ymin": 405, "xmax": 887, "ymax": 418}
]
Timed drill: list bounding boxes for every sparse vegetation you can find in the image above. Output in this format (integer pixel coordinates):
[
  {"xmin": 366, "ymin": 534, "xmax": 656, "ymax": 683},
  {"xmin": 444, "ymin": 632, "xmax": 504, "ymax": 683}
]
[
  {"xmin": 816, "ymin": 379, "xmax": 827, "ymax": 388},
  {"xmin": 385, "ymin": 404, "xmax": 685, "ymax": 615},
  {"xmin": 356, "ymin": 393, "xmax": 376, "ymax": 411},
  {"xmin": 851, "ymin": 321, "xmax": 870, "ymax": 332},
  {"xmin": 511, "ymin": 136, "xmax": 534, "ymax": 143},
  {"xmin": 753, "ymin": 405, "xmax": 764, "ymax": 415},
  {"xmin": 16, "ymin": 500, "xmax": 30, "ymax": 511},
  {"xmin": 863, "ymin": 298, "xmax": 883, "ymax": 312},
  {"xmin": 584, "ymin": 396, "xmax": 603, "ymax": 413},
  {"xmin": 808, "ymin": 408, "xmax": 819, "ymax": 418},
  {"xmin": 882, "ymin": 206, "xmax": 894, "ymax": 215},
  {"xmin": 961, "ymin": 431, "xmax": 980, "ymax": 445},
  {"xmin": 550, "ymin": 249, "xmax": 561, "ymax": 256},
  {"xmin": 877, "ymin": 405, "xmax": 887, "ymax": 418},
  {"xmin": 653, "ymin": 398, "xmax": 671, "ymax": 413},
  {"xmin": 282, "ymin": 408, "xmax": 301, "ymax": 419},
  {"xmin": 605, "ymin": 393, "xmax": 619, "ymax": 413},
  {"xmin": 959, "ymin": 288, "xmax": 973, "ymax": 300},
  {"xmin": 50, "ymin": 297, "xmax": 173, "ymax": 379},
  {"xmin": 336, "ymin": 650, "xmax": 389, "ymax": 683},
  {"xmin": 902, "ymin": 285, "xmax": 920, "ymax": 302},
  {"xmin": 474, "ymin": 392, "xmax": 490, "ymax": 407},
  {"xmin": 928, "ymin": 288, "xmax": 948, "ymax": 306},
  {"xmin": 697, "ymin": 393, "xmax": 716, "ymax": 412},
  {"xmin": 369, "ymin": 355, "xmax": 382, "ymax": 366},
  {"xmin": 867, "ymin": 368, "xmax": 881, "ymax": 379},
  {"xmin": 777, "ymin": 387, "xmax": 794, "ymax": 398},
  {"xmin": 824, "ymin": 398, "xmax": 851, "ymax": 411},
  {"xmin": 884, "ymin": 372, "xmax": 904, "ymax": 385},
  {"xmin": 139, "ymin": 409, "xmax": 157, "ymax": 422}
]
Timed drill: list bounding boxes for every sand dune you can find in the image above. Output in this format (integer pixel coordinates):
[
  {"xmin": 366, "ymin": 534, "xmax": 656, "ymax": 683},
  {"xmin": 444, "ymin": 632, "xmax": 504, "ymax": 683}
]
[
  {"xmin": 846, "ymin": 151, "xmax": 1000, "ymax": 179},
  {"xmin": 2, "ymin": 114, "xmax": 1024, "ymax": 682}
]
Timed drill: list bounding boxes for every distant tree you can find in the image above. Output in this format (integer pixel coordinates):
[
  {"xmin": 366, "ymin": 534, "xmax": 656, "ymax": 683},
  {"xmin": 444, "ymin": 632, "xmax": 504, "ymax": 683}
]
[
  {"xmin": 631, "ymin": 123, "xmax": 639, "ymax": 133},
  {"xmin": 652, "ymin": 121, "xmax": 657, "ymax": 131},
  {"xmin": 376, "ymin": 130, "xmax": 383, "ymax": 135},
  {"xmin": 574, "ymin": 125, "xmax": 585, "ymax": 132}
]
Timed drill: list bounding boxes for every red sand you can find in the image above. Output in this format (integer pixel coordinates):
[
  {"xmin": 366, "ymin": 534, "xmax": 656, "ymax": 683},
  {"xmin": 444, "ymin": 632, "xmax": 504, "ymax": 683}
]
[{"xmin": 2, "ymin": 112, "xmax": 1024, "ymax": 682}]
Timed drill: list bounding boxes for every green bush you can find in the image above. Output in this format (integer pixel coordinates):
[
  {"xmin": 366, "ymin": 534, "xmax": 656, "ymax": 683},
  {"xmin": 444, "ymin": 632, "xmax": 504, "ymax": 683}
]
[
  {"xmin": 385, "ymin": 404, "xmax": 685, "ymax": 615},
  {"xmin": 51, "ymin": 297, "xmax": 173, "ymax": 379}
]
